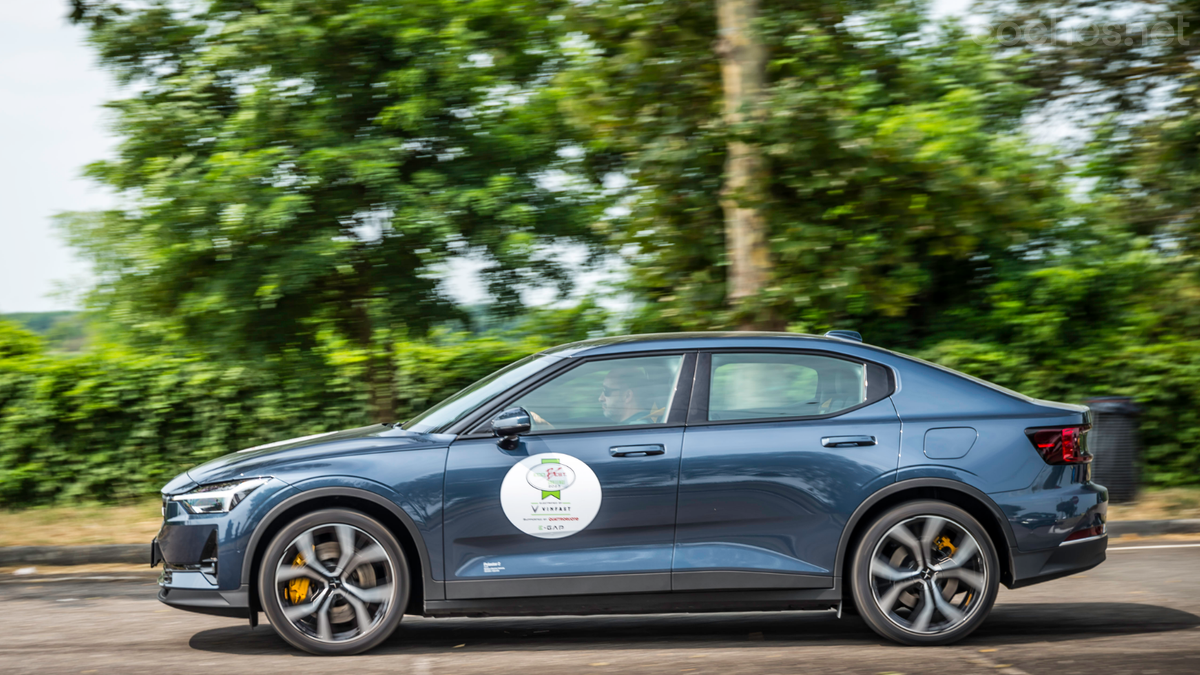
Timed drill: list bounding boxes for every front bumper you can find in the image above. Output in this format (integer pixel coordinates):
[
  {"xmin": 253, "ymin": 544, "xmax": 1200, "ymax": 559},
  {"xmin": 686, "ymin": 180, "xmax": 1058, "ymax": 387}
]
[
  {"xmin": 154, "ymin": 476, "xmax": 292, "ymax": 606},
  {"xmin": 154, "ymin": 519, "xmax": 252, "ymax": 619},
  {"xmin": 154, "ymin": 514, "xmax": 249, "ymax": 618},
  {"xmin": 155, "ymin": 521, "xmax": 249, "ymax": 618},
  {"xmin": 158, "ymin": 583, "xmax": 251, "ymax": 619}
]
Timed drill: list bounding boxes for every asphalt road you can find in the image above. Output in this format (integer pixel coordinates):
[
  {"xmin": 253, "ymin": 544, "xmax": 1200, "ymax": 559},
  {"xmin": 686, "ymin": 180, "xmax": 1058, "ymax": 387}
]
[{"xmin": 2, "ymin": 540, "xmax": 1198, "ymax": 675}]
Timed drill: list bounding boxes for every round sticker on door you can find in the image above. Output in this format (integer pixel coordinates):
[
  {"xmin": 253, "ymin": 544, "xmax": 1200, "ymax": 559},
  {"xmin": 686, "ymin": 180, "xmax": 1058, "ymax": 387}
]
[{"xmin": 500, "ymin": 453, "xmax": 602, "ymax": 539}]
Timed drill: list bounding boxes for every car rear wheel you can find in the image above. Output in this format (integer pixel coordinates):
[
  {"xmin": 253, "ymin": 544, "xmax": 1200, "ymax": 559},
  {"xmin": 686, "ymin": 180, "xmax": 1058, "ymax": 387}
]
[
  {"xmin": 259, "ymin": 508, "xmax": 409, "ymax": 655},
  {"xmin": 850, "ymin": 500, "xmax": 999, "ymax": 645}
]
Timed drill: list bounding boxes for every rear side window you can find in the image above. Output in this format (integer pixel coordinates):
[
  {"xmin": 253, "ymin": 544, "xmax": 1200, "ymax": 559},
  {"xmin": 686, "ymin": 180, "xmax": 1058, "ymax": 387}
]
[{"xmin": 708, "ymin": 353, "xmax": 878, "ymax": 421}]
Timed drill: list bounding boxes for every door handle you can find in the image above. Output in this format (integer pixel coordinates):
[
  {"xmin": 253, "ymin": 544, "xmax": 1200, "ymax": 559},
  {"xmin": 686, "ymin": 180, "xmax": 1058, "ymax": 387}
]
[
  {"xmin": 822, "ymin": 435, "xmax": 877, "ymax": 448},
  {"xmin": 610, "ymin": 444, "xmax": 666, "ymax": 457}
]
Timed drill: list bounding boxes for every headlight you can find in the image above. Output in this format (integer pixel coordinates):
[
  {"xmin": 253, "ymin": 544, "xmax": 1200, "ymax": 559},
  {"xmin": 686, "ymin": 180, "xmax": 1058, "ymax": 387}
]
[{"xmin": 172, "ymin": 477, "xmax": 270, "ymax": 514}]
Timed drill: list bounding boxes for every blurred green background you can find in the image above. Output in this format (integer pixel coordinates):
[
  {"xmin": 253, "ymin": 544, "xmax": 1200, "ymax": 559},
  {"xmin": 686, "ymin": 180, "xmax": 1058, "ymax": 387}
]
[{"xmin": 2, "ymin": 0, "xmax": 1199, "ymax": 506}]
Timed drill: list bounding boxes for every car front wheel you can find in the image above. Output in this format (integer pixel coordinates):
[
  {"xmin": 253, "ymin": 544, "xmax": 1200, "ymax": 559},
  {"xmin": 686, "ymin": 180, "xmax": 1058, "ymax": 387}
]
[
  {"xmin": 851, "ymin": 500, "xmax": 999, "ymax": 645},
  {"xmin": 258, "ymin": 508, "xmax": 409, "ymax": 655}
]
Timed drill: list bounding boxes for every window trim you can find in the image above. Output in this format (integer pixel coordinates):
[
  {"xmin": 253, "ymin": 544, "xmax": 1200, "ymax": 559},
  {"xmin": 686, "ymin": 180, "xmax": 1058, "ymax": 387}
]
[
  {"xmin": 453, "ymin": 351, "xmax": 698, "ymax": 439},
  {"xmin": 687, "ymin": 348, "xmax": 896, "ymax": 427}
]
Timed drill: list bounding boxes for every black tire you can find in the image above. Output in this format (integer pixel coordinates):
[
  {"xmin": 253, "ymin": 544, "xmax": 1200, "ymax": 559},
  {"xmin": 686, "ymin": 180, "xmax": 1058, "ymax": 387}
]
[
  {"xmin": 258, "ymin": 508, "xmax": 409, "ymax": 655},
  {"xmin": 850, "ymin": 500, "xmax": 999, "ymax": 646}
]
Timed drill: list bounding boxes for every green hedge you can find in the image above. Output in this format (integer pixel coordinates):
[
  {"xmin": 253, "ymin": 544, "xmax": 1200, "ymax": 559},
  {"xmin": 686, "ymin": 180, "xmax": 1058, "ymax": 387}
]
[
  {"xmin": 4, "ymin": 316, "xmax": 1198, "ymax": 507},
  {"xmin": 0, "ymin": 324, "xmax": 544, "ymax": 507}
]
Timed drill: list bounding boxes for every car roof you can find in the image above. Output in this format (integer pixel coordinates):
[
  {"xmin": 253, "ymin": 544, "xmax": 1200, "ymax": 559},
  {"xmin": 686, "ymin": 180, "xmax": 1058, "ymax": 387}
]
[
  {"xmin": 537, "ymin": 331, "xmax": 1086, "ymax": 415},
  {"xmin": 539, "ymin": 331, "xmax": 863, "ymax": 358}
]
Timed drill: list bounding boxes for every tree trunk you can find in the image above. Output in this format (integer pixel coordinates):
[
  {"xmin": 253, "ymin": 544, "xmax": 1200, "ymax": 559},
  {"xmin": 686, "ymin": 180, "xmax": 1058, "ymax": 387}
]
[
  {"xmin": 369, "ymin": 341, "xmax": 396, "ymax": 424},
  {"xmin": 716, "ymin": 0, "xmax": 775, "ymax": 330},
  {"xmin": 353, "ymin": 296, "xmax": 395, "ymax": 424}
]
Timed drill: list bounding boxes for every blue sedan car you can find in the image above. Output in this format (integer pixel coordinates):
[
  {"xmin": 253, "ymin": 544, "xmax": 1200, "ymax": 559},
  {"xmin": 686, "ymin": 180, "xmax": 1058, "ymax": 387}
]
[{"xmin": 152, "ymin": 331, "xmax": 1107, "ymax": 654}]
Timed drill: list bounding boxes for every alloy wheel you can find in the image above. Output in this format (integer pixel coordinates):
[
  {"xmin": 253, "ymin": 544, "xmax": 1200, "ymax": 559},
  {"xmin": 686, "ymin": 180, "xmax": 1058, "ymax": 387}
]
[
  {"xmin": 272, "ymin": 523, "xmax": 397, "ymax": 644},
  {"xmin": 868, "ymin": 515, "xmax": 989, "ymax": 635}
]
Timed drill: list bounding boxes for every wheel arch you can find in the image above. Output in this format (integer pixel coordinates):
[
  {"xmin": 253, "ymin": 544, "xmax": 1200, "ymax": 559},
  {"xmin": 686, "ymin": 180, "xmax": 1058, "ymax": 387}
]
[
  {"xmin": 836, "ymin": 478, "xmax": 1018, "ymax": 590},
  {"xmin": 242, "ymin": 487, "xmax": 435, "ymax": 615}
]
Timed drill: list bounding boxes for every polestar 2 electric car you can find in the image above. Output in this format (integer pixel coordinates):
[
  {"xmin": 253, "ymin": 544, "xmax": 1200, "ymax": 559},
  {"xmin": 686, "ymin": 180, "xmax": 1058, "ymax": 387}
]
[{"xmin": 152, "ymin": 331, "xmax": 1108, "ymax": 654}]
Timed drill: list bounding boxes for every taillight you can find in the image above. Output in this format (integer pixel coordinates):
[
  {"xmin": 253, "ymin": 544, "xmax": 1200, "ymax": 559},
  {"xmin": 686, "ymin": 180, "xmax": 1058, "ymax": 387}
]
[{"xmin": 1026, "ymin": 425, "xmax": 1092, "ymax": 464}]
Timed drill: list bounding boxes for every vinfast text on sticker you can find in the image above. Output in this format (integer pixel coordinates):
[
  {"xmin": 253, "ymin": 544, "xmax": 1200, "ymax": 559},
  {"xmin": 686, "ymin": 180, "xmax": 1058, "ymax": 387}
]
[{"xmin": 499, "ymin": 453, "xmax": 602, "ymax": 539}]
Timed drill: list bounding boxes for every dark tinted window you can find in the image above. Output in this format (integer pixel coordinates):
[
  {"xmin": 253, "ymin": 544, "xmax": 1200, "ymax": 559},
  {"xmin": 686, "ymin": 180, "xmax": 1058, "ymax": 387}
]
[{"xmin": 708, "ymin": 353, "xmax": 867, "ymax": 421}]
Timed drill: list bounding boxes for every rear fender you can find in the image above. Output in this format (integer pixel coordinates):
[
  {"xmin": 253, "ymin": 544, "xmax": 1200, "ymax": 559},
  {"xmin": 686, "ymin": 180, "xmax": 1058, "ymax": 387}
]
[{"xmin": 836, "ymin": 477, "xmax": 1020, "ymax": 588}]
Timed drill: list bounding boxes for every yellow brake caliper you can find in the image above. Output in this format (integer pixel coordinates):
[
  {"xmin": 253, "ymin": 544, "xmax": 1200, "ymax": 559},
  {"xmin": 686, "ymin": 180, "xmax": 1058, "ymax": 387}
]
[
  {"xmin": 286, "ymin": 554, "xmax": 310, "ymax": 604},
  {"xmin": 934, "ymin": 535, "xmax": 970, "ymax": 602},
  {"xmin": 934, "ymin": 535, "xmax": 957, "ymax": 559}
]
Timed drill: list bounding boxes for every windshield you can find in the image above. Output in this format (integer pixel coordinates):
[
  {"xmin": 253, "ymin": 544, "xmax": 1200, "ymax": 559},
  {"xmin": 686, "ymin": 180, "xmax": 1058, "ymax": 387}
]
[{"xmin": 402, "ymin": 353, "xmax": 558, "ymax": 433}]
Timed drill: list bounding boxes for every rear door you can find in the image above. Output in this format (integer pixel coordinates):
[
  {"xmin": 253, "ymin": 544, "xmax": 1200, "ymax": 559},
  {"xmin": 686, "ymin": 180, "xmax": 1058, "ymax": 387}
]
[
  {"xmin": 443, "ymin": 352, "xmax": 695, "ymax": 600},
  {"xmin": 672, "ymin": 349, "xmax": 900, "ymax": 591}
]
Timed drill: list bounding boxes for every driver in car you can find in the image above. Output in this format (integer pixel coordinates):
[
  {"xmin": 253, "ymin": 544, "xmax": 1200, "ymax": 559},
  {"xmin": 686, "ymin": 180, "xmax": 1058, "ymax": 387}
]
[
  {"xmin": 598, "ymin": 366, "xmax": 657, "ymax": 425},
  {"xmin": 530, "ymin": 366, "xmax": 662, "ymax": 429}
]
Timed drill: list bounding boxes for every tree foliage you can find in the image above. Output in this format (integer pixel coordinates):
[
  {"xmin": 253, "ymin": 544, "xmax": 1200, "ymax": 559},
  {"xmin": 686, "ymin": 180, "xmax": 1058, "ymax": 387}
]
[
  {"xmin": 981, "ymin": 0, "xmax": 1200, "ymax": 325},
  {"xmin": 559, "ymin": 1, "xmax": 1070, "ymax": 342},
  {"xmin": 64, "ymin": 0, "xmax": 598, "ymax": 419}
]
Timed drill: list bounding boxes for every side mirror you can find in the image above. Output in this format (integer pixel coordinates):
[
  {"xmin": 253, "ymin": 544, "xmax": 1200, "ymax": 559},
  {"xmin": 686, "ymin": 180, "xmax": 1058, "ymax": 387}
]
[{"xmin": 491, "ymin": 407, "xmax": 531, "ymax": 450}]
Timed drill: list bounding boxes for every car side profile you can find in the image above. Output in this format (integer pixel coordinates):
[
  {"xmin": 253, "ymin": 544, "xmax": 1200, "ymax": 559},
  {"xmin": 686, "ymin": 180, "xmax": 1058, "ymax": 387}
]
[{"xmin": 152, "ymin": 331, "xmax": 1108, "ymax": 654}]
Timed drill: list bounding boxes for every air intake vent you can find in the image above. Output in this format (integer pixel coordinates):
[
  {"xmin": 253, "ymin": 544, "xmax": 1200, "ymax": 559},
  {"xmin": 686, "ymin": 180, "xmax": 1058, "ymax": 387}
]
[{"xmin": 824, "ymin": 330, "xmax": 863, "ymax": 342}]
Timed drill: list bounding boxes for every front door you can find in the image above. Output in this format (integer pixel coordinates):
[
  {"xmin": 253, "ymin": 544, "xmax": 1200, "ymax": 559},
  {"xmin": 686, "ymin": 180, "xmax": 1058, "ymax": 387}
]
[
  {"xmin": 443, "ymin": 353, "xmax": 694, "ymax": 600},
  {"xmin": 672, "ymin": 350, "xmax": 901, "ymax": 591}
]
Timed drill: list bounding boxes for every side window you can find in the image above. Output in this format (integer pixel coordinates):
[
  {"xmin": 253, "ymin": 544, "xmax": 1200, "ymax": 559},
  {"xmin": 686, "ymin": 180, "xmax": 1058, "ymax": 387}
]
[
  {"xmin": 708, "ymin": 353, "xmax": 867, "ymax": 421},
  {"xmin": 508, "ymin": 355, "xmax": 685, "ymax": 432}
]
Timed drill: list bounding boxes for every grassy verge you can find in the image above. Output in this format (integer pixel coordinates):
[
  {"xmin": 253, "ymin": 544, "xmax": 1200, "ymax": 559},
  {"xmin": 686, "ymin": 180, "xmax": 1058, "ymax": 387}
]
[
  {"xmin": 0, "ymin": 500, "xmax": 161, "ymax": 546},
  {"xmin": 1108, "ymin": 487, "xmax": 1200, "ymax": 521},
  {"xmin": 0, "ymin": 563, "xmax": 155, "ymax": 575}
]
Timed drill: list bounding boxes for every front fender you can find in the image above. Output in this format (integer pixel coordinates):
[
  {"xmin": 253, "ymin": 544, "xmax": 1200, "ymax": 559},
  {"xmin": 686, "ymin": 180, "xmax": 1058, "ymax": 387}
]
[{"xmin": 239, "ymin": 479, "xmax": 442, "ymax": 604}]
